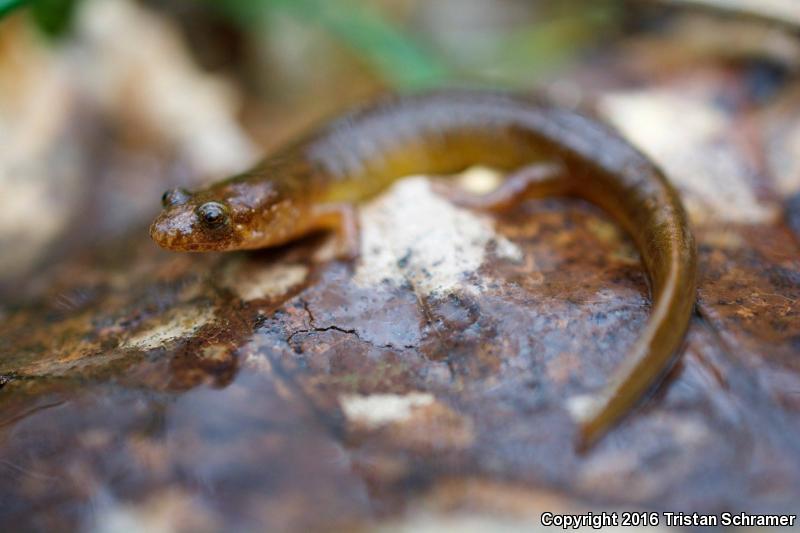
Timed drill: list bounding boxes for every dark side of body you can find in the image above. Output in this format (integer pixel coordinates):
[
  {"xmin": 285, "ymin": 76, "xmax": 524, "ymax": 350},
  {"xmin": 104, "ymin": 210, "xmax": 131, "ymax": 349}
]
[{"xmin": 150, "ymin": 90, "xmax": 697, "ymax": 451}]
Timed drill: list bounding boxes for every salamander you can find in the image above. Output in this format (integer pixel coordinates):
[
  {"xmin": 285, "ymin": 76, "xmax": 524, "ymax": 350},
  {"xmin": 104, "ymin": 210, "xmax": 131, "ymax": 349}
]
[{"xmin": 150, "ymin": 90, "xmax": 697, "ymax": 449}]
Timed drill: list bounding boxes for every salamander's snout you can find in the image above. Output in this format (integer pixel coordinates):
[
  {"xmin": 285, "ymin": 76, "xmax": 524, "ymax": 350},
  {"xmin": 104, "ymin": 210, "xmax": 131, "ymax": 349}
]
[{"xmin": 150, "ymin": 206, "xmax": 200, "ymax": 251}]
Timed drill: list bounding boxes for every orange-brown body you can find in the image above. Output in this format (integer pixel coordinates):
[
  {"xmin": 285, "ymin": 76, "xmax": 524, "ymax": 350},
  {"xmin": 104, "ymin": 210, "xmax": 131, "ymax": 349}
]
[{"xmin": 150, "ymin": 91, "xmax": 697, "ymax": 449}]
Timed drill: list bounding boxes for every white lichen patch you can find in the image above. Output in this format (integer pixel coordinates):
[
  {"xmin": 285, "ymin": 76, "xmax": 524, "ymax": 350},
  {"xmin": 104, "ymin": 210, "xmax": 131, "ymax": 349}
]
[
  {"xmin": 89, "ymin": 487, "xmax": 220, "ymax": 533},
  {"xmin": 600, "ymin": 90, "xmax": 778, "ymax": 225},
  {"xmin": 120, "ymin": 306, "xmax": 215, "ymax": 351},
  {"xmin": 454, "ymin": 165, "xmax": 505, "ymax": 195},
  {"xmin": 565, "ymin": 394, "xmax": 598, "ymax": 423},
  {"xmin": 339, "ymin": 392, "xmax": 435, "ymax": 429},
  {"xmin": 353, "ymin": 177, "xmax": 522, "ymax": 296},
  {"xmin": 222, "ymin": 262, "xmax": 308, "ymax": 301}
]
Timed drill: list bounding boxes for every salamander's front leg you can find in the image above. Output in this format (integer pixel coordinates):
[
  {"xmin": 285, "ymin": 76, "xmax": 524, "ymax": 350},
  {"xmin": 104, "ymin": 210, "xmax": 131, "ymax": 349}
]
[
  {"xmin": 434, "ymin": 162, "xmax": 569, "ymax": 213},
  {"xmin": 311, "ymin": 203, "xmax": 361, "ymax": 261}
]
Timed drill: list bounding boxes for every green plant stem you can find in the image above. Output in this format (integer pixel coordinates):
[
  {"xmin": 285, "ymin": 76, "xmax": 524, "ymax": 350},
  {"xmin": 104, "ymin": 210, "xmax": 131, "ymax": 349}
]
[{"xmin": 210, "ymin": 0, "xmax": 451, "ymax": 89}]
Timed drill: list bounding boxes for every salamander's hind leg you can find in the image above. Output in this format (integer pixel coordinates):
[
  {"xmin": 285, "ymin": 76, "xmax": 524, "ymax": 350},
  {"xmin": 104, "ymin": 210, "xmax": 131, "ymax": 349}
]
[
  {"xmin": 434, "ymin": 162, "xmax": 569, "ymax": 213},
  {"xmin": 311, "ymin": 203, "xmax": 361, "ymax": 261}
]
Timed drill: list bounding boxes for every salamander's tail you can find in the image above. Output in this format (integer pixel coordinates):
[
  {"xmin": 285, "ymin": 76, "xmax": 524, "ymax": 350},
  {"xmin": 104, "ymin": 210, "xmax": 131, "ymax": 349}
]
[{"xmin": 573, "ymin": 197, "xmax": 697, "ymax": 452}]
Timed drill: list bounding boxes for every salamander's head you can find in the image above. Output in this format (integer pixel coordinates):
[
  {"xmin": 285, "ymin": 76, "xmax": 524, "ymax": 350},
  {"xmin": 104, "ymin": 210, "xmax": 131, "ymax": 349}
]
[{"xmin": 150, "ymin": 180, "xmax": 291, "ymax": 252}]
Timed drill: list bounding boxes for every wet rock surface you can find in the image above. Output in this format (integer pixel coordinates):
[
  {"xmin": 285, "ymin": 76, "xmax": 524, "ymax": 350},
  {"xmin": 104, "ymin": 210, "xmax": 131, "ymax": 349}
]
[{"xmin": 2, "ymin": 176, "xmax": 799, "ymax": 529}]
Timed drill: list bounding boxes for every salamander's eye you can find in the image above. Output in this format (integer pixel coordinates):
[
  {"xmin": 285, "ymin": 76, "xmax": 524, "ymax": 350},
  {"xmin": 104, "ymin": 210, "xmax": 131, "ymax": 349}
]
[
  {"xmin": 161, "ymin": 188, "xmax": 191, "ymax": 208},
  {"xmin": 196, "ymin": 202, "xmax": 229, "ymax": 229}
]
